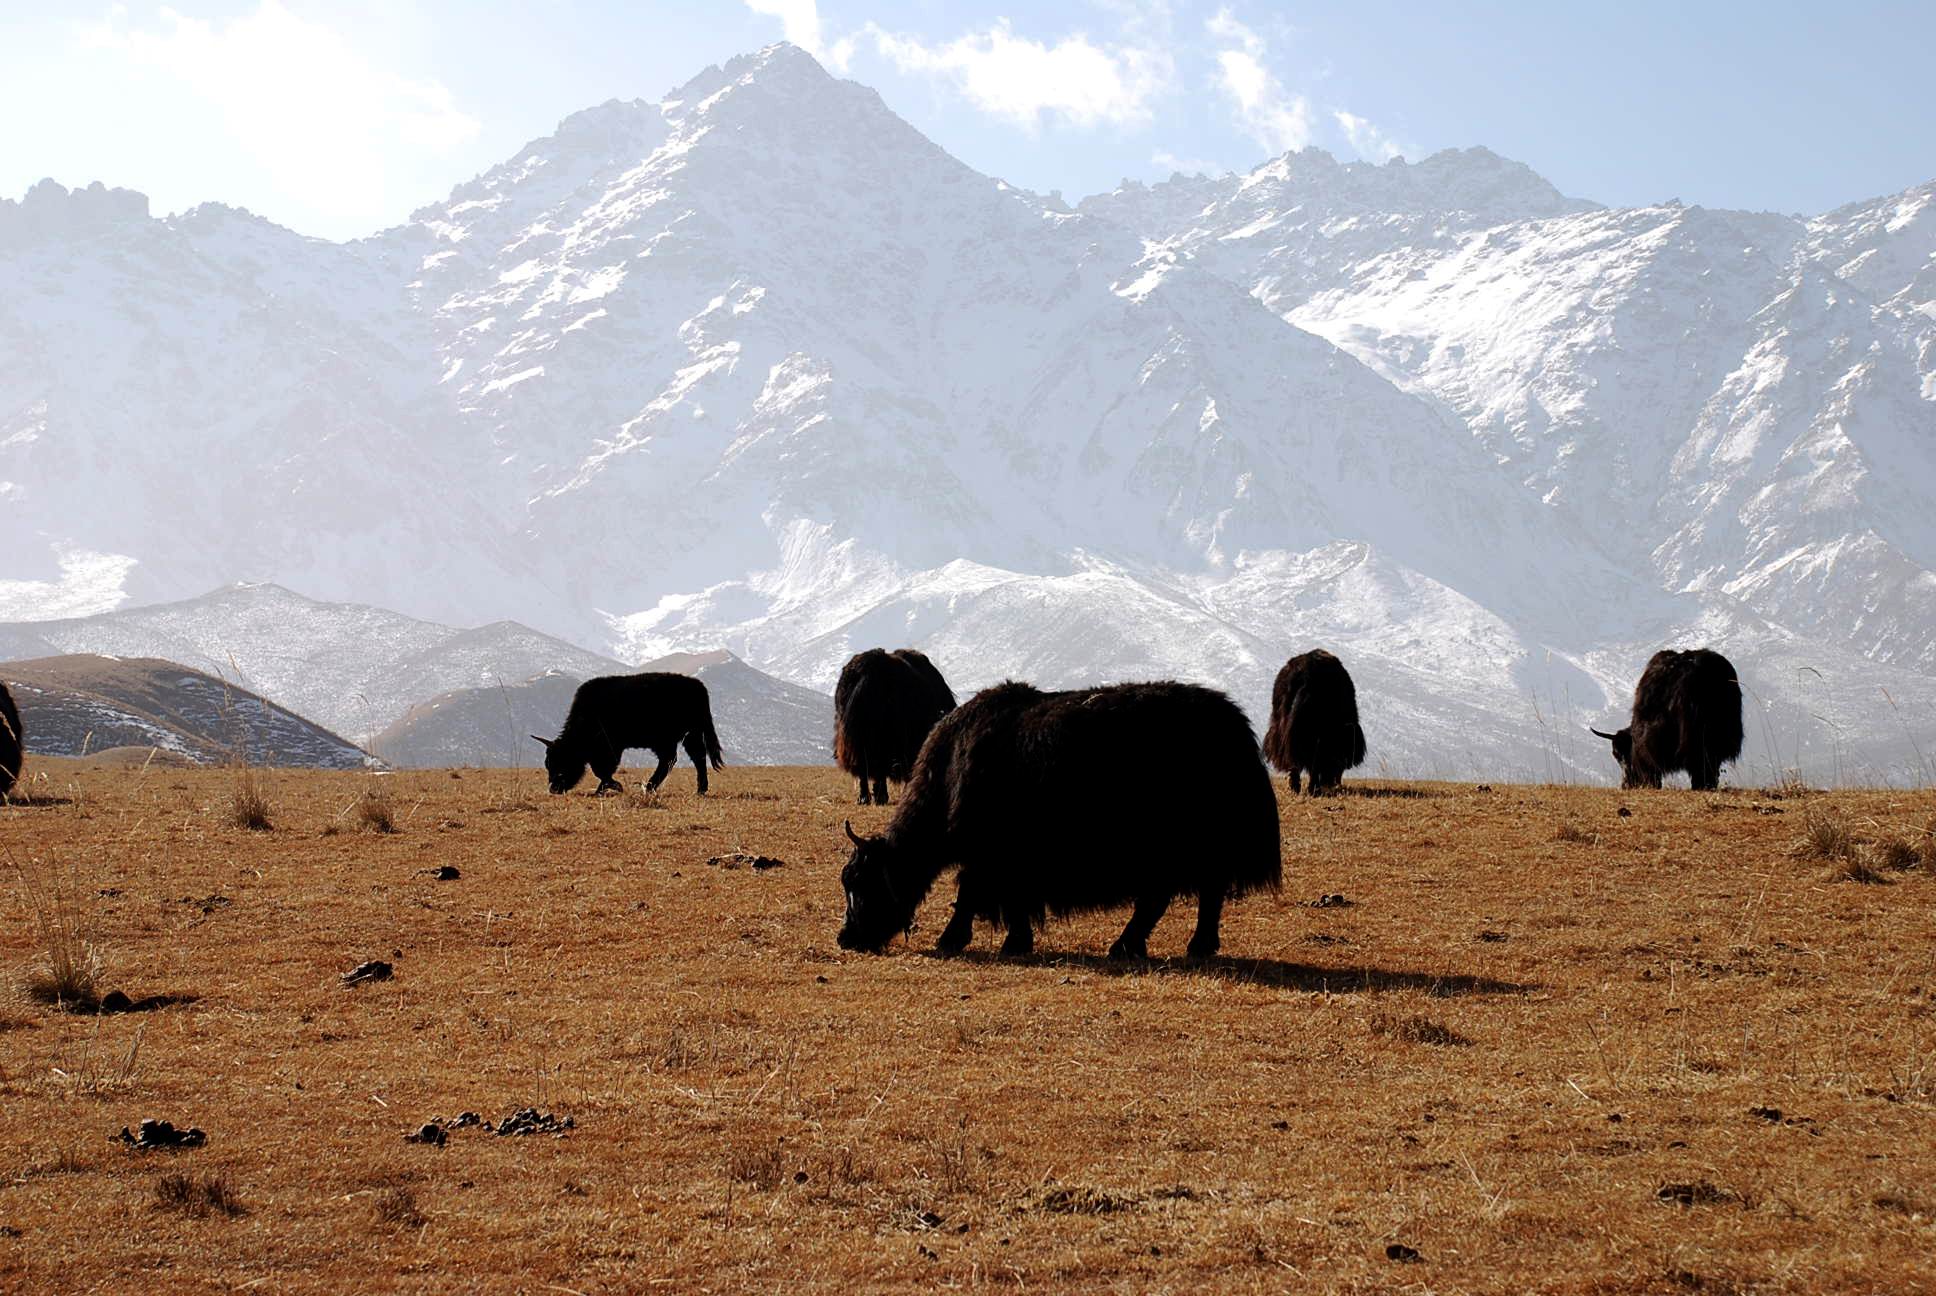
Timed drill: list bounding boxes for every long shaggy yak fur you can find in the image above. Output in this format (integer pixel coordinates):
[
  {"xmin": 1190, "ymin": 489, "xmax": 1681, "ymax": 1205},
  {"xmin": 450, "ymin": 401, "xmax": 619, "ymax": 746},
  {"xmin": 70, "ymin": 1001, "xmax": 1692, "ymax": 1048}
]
[
  {"xmin": 837, "ymin": 680, "xmax": 1282, "ymax": 960},
  {"xmin": 0, "ymin": 680, "xmax": 20, "ymax": 798},
  {"xmin": 534, "ymin": 673, "xmax": 724, "ymax": 795},
  {"xmin": 832, "ymin": 648, "xmax": 957, "ymax": 804},
  {"xmin": 1594, "ymin": 648, "xmax": 1743, "ymax": 790},
  {"xmin": 1262, "ymin": 649, "xmax": 1366, "ymax": 795}
]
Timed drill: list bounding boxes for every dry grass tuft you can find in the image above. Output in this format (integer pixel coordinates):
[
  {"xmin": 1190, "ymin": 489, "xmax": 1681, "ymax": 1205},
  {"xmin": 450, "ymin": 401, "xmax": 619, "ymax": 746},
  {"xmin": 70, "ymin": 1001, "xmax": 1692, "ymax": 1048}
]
[
  {"xmin": 371, "ymin": 1185, "xmax": 424, "ymax": 1231},
  {"xmin": 1767, "ymin": 769, "xmax": 1813, "ymax": 799},
  {"xmin": 1370, "ymin": 1012, "xmax": 1470, "ymax": 1046},
  {"xmin": 354, "ymin": 788, "xmax": 398, "ymax": 834},
  {"xmin": 1554, "ymin": 822, "xmax": 1594, "ymax": 844},
  {"xmin": 225, "ymin": 769, "xmax": 272, "ymax": 832},
  {"xmin": 1828, "ymin": 852, "xmax": 1894, "ymax": 885},
  {"xmin": 727, "ymin": 1142, "xmax": 785, "ymax": 1191},
  {"xmin": 14, "ymin": 858, "xmax": 104, "ymax": 1012},
  {"xmin": 1868, "ymin": 837, "xmax": 1921, "ymax": 872},
  {"xmin": 153, "ymin": 1171, "xmax": 246, "ymax": 1218},
  {"xmin": 1791, "ymin": 807, "xmax": 1854, "ymax": 860}
]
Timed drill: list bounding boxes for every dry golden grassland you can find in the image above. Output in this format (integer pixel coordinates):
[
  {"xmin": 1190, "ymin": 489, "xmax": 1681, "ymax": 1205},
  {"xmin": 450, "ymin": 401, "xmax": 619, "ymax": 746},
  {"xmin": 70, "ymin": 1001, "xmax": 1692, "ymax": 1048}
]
[{"xmin": 3, "ymin": 758, "xmax": 1935, "ymax": 1294}]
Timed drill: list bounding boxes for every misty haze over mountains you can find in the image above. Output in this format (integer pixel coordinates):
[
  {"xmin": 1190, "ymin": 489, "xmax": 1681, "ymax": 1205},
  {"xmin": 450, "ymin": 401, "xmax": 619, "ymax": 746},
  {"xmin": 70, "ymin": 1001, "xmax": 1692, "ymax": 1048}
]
[{"xmin": 3, "ymin": 43, "xmax": 1933, "ymax": 781}]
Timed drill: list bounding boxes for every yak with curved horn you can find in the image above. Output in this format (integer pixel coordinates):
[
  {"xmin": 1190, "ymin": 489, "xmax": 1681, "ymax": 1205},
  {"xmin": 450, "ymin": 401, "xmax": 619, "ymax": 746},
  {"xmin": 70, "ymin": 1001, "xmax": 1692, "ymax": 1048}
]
[{"xmin": 1591, "ymin": 648, "xmax": 1742, "ymax": 790}]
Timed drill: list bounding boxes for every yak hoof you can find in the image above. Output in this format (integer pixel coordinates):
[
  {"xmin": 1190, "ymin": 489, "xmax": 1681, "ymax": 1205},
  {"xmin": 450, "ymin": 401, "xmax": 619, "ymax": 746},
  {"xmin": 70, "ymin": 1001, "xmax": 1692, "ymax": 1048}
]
[
  {"xmin": 935, "ymin": 927, "xmax": 971, "ymax": 957},
  {"xmin": 1185, "ymin": 933, "xmax": 1220, "ymax": 960},
  {"xmin": 1107, "ymin": 938, "xmax": 1148, "ymax": 962},
  {"xmin": 999, "ymin": 933, "xmax": 1034, "ymax": 959}
]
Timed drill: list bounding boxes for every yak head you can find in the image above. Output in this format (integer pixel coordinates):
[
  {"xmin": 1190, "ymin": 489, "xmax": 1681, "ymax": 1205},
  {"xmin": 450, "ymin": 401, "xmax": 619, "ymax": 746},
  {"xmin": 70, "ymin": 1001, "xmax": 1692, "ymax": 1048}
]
[
  {"xmin": 531, "ymin": 734, "xmax": 586, "ymax": 794},
  {"xmin": 1589, "ymin": 726, "xmax": 1638, "ymax": 787},
  {"xmin": 837, "ymin": 821, "xmax": 917, "ymax": 953}
]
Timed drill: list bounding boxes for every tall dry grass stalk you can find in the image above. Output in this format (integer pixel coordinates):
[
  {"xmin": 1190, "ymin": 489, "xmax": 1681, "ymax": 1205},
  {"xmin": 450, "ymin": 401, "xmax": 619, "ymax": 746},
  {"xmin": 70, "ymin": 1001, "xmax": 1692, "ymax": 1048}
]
[
  {"xmin": 226, "ymin": 766, "xmax": 273, "ymax": 831},
  {"xmin": 13, "ymin": 856, "xmax": 104, "ymax": 1012}
]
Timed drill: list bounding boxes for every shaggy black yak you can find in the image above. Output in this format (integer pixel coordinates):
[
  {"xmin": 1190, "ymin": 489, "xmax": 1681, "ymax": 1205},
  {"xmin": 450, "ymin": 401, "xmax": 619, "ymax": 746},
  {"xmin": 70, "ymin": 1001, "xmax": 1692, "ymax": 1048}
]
[
  {"xmin": 1591, "ymin": 648, "xmax": 1742, "ymax": 790},
  {"xmin": 0, "ymin": 679, "xmax": 20, "ymax": 798},
  {"xmin": 833, "ymin": 648, "xmax": 957, "ymax": 804},
  {"xmin": 837, "ymin": 681, "xmax": 1282, "ymax": 960},
  {"xmin": 1262, "ymin": 649, "xmax": 1367, "ymax": 794},
  {"xmin": 532, "ymin": 673, "xmax": 723, "ymax": 795}
]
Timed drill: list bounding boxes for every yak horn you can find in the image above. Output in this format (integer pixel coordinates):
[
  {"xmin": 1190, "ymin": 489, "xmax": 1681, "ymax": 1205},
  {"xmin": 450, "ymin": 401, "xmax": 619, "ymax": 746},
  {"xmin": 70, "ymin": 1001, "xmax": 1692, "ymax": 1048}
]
[
  {"xmin": 844, "ymin": 819, "xmax": 864, "ymax": 847},
  {"xmin": 1588, "ymin": 728, "xmax": 1617, "ymax": 740},
  {"xmin": 530, "ymin": 734, "xmax": 554, "ymax": 748}
]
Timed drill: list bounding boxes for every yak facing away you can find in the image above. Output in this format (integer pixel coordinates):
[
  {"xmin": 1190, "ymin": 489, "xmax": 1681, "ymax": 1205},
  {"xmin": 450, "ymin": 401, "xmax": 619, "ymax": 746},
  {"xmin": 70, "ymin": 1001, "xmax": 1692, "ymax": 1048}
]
[
  {"xmin": 532, "ymin": 673, "xmax": 723, "ymax": 795},
  {"xmin": 1592, "ymin": 648, "xmax": 1743, "ymax": 790},
  {"xmin": 837, "ymin": 680, "xmax": 1283, "ymax": 960},
  {"xmin": 0, "ymin": 679, "xmax": 20, "ymax": 798},
  {"xmin": 832, "ymin": 648, "xmax": 957, "ymax": 804},
  {"xmin": 1262, "ymin": 649, "xmax": 1367, "ymax": 795}
]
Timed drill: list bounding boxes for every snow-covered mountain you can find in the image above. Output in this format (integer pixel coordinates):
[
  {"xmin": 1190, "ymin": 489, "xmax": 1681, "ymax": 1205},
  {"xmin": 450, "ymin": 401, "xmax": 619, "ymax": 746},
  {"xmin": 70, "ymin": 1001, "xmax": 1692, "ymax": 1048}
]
[
  {"xmin": 0, "ymin": 583, "xmax": 623, "ymax": 743},
  {"xmin": 3, "ymin": 43, "xmax": 1933, "ymax": 782}
]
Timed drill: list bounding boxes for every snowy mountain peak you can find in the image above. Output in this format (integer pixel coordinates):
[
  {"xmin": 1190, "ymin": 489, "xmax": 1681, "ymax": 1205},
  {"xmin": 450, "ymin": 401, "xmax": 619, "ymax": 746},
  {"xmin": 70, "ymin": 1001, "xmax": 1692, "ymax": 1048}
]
[{"xmin": 0, "ymin": 179, "xmax": 150, "ymax": 248}]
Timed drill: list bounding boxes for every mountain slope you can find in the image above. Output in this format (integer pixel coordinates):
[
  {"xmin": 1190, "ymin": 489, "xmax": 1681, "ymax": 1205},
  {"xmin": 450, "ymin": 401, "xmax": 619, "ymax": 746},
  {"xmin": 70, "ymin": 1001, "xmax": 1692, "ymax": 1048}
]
[{"xmin": 2, "ymin": 654, "xmax": 367, "ymax": 768}]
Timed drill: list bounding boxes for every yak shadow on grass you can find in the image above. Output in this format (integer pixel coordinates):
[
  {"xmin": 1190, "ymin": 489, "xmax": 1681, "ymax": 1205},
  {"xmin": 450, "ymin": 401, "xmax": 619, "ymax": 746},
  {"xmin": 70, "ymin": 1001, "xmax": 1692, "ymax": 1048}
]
[
  {"xmin": 929, "ymin": 949, "xmax": 1535, "ymax": 997},
  {"xmin": 1, "ymin": 794, "xmax": 77, "ymax": 808}
]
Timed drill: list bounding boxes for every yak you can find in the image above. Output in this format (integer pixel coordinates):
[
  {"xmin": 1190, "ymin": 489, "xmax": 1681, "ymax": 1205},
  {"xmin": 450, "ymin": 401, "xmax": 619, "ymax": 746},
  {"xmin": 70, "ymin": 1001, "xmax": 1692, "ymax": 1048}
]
[
  {"xmin": 833, "ymin": 648, "xmax": 957, "ymax": 804},
  {"xmin": 1263, "ymin": 649, "xmax": 1367, "ymax": 794},
  {"xmin": 0, "ymin": 679, "xmax": 20, "ymax": 799},
  {"xmin": 1591, "ymin": 648, "xmax": 1742, "ymax": 790},
  {"xmin": 837, "ymin": 680, "xmax": 1282, "ymax": 961},
  {"xmin": 532, "ymin": 672, "xmax": 723, "ymax": 795}
]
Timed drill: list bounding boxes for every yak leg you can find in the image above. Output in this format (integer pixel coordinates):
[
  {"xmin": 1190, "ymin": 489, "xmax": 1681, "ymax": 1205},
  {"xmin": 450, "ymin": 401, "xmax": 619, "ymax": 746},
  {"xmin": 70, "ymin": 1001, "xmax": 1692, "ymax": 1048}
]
[
  {"xmin": 682, "ymin": 733, "xmax": 710, "ymax": 795},
  {"xmin": 935, "ymin": 875, "xmax": 980, "ymax": 956},
  {"xmin": 1186, "ymin": 886, "xmax": 1225, "ymax": 960},
  {"xmin": 998, "ymin": 900, "xmax": 1035, "ymax": 958},
  {"xmin": 872, "ymin": 773, "xmax": 890, "ymax": 805},
  {"xmin": 1287, "ymin": 768, "xmax": 1302, "ymax": 795},
  {"xmin": 1691, "ymin": 753, "xmax": 1721, "ymax": 791},
  {"xmin": 855, "ymin": 753, "xmax": 872, "ymax": 805},
  {"xmin": 591, "ymin": 752, "xmax": 623, "ymax": 795},
  {"xmin": 643, "ymin": 749, "xmax": 677, "ymax": 793},
  {"xmin": 1109, "ymin": 893, "xmax": 1172, "ymax": 961}
]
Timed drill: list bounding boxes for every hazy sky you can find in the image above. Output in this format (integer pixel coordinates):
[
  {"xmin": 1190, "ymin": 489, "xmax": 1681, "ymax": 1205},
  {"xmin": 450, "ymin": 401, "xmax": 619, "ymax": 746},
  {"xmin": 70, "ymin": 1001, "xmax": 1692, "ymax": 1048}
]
[{"xmin": 3, "ymin": 1, "xmax": 1931, "ymax": 241}]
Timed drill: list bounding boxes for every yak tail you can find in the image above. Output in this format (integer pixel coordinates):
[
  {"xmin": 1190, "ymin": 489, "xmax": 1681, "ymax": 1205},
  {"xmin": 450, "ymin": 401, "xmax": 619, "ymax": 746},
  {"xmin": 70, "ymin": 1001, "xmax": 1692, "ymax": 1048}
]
[{"xmin": 701, "ymin": 706, "xmax": 725, "ymax": 771}]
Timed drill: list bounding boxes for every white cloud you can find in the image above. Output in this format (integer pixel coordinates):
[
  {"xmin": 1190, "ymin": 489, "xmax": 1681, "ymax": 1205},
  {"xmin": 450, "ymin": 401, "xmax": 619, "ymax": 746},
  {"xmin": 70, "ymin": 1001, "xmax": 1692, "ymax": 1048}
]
[
  {"xmin": 1204, "ymin": 7, "xmax": 1314, "ymax": 155},
  {"xmin": 78, "ymin": 1, "xmax": 478, "ymax": 235},
  {"xmin": 743, "ymin": 0, "xmax": 854, "ymax": 71},
  {"xmin": 866, "ymin": 19, "xmax": 1173, "ymax": 130},
  {"xmin": 1334, "ymin": 109, "xmax": 1404, "ymax": 162}
]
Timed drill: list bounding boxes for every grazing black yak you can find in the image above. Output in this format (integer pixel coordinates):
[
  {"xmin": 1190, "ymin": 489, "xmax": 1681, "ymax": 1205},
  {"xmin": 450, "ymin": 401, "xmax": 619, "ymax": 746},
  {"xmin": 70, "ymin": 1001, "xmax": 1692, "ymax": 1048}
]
[
  {"xmin": 1263, "ymin": 649, "xmax": 1367, "ymax": 795},
  {"xmin": 1591, "ymin": 648, "xmax": 1742, "ymax": 790},
  {"xmin": 532, "ymin": 673, "xmax": 723, "ymax": 795},
  {"xmin": 837, "ymin": 680, "xmax": 1282, "ymax": 960},
  {"xmin": 0, "ymin": 679, "xmax": 20, "ymax": 798},
  {"xmin": 833, "ymin": 648, "xmax": 957, "ymax": 804}
]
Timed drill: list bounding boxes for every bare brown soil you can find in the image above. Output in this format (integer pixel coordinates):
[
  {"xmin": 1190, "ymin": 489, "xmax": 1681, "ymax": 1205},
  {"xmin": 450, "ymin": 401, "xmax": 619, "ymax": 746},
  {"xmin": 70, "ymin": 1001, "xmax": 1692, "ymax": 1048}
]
[{"xmin": 3, "ymin": 759, "xmax": 1934, "ymax": 1293}]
